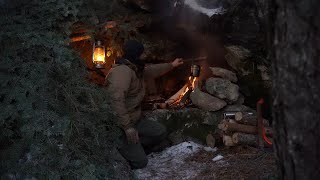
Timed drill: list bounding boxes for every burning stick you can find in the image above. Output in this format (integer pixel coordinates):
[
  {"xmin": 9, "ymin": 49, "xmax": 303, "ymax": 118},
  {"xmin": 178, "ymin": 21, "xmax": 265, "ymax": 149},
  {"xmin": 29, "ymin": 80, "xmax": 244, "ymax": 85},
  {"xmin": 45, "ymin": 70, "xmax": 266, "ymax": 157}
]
[
  {"xmin": 179, "ymin": 88, "xmax": 193, "ymax": 105},
  {"xmin": 165, "ymin": 84, "xmax": 188, "ymax": 105},
  {"xmin": 165, "ymin": 76, "xmax": 198, "ymax": 107}
]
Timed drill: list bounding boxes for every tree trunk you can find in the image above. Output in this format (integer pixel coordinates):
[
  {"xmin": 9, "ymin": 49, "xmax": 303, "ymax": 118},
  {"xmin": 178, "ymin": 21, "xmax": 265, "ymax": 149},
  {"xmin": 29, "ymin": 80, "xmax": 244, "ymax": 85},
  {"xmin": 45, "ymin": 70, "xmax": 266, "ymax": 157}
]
[{"xmin": 272, "ymin": 0, "xmax": 320, "ymax": 179}]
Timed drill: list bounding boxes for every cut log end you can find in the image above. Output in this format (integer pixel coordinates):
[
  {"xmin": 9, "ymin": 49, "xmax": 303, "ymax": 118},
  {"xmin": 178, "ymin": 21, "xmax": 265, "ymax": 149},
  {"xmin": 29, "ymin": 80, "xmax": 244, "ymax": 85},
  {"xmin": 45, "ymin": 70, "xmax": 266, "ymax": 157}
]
[
  {"xmin": 235, "ymin": 112, "xmax": 243, "ymax": 121},
  {"xmin": 223, "ymin": 135, "xmax": 235, "ymax": 146}
]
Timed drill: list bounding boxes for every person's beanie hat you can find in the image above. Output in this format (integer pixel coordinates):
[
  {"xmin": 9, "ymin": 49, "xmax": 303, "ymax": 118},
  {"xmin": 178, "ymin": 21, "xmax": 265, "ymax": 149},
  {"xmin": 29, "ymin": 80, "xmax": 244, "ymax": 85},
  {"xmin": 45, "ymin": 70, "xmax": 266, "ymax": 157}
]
[{"xmin": 123, "ymin": 40, "xmax": 144, "ymax": 62}]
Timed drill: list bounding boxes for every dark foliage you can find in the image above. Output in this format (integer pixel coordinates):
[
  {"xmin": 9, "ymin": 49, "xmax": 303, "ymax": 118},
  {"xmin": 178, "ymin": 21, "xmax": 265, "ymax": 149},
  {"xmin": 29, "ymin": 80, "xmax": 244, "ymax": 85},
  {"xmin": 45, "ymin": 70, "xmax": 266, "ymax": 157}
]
[{"xmin": 0, "ymin": 0, "xmax": 131, "ymax": 179}]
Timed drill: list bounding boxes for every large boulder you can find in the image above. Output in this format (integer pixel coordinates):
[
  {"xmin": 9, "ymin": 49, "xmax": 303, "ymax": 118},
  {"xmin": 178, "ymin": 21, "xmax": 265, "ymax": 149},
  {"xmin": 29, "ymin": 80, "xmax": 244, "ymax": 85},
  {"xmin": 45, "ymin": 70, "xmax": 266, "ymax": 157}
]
[
  {"xmin": 190, "ymin": 88, "xmax": 227, "ymax": 111},
  {"xmin": 210, "ymin": 67, "xmax": 238, "ymax": 82},
  {"xmin": 205, "ymin": 77, "xmax": 239, "ymax": 103}
]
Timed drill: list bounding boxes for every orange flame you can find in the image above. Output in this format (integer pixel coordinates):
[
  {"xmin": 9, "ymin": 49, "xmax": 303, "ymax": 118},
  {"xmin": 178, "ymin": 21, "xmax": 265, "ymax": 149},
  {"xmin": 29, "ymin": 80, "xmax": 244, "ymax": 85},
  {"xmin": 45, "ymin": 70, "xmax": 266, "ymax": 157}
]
[{"xmin": 174, "ymin": 76, "xmax": 198, "ymax": 105}]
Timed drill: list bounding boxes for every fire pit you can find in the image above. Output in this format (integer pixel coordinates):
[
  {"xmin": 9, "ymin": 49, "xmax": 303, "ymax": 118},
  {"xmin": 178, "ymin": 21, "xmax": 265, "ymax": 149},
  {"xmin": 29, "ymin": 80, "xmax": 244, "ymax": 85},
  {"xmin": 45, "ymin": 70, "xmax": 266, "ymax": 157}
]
[
  {"xmin": 164, "ymin": 63, "xmax": 202, "ymax": 108},
  {"xmin": 165, "ymin": 76, "xmax": 198, "ymax": 108}
]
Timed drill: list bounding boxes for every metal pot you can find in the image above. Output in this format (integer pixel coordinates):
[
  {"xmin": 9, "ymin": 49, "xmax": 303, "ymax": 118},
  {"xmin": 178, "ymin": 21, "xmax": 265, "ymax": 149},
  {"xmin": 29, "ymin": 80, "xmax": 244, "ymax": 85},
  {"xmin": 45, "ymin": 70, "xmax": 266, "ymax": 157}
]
[{"xmin": 190, "ymin": 65, "xmax": 200, "ymax": 77}]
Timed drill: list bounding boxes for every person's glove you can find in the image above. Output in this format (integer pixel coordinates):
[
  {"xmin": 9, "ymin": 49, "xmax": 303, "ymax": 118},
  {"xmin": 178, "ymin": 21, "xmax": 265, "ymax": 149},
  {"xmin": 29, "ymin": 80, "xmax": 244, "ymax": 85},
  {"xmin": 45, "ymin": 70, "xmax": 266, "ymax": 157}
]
[{"xmin": 125, "ymin": 127, "xmax": 139, "ymax": 144}]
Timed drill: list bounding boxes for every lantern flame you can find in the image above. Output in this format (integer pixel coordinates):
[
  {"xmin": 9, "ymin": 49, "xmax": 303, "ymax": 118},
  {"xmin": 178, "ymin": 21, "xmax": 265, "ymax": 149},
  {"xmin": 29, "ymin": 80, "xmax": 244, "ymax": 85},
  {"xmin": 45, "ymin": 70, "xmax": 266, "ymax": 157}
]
[
  {"xmin": 93, "ymin": 47, "xmax": 106, "ymax": 63},
  {"xmin": 92, "ymin": 41, "xmax": 106, "ymax": 68}
]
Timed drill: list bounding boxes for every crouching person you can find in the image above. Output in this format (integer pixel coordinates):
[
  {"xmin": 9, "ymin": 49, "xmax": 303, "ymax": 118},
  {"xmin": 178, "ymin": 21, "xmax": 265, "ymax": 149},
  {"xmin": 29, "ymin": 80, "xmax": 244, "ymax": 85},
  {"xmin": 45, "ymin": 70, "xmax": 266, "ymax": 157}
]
[{"xmin": 105, "ymin": 40, "xmax": 183, "ymax": 169}]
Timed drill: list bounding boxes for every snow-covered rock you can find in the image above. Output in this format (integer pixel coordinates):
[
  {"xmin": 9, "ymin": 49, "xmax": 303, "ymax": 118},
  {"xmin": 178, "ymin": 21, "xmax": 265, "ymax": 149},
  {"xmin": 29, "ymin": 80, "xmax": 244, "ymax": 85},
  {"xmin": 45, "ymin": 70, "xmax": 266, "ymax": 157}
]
[{"xmin": 184, "ymin": 0, "xmax": 226, "ymax": 17}]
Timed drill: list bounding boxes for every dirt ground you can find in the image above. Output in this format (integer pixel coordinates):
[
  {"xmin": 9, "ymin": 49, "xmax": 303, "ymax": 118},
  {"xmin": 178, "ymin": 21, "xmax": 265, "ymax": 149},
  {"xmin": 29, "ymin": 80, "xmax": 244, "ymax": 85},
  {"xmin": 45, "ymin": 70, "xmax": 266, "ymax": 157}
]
[{"xmin": 185, "ymin": 145, "xmax": 278, "ymax": 180}]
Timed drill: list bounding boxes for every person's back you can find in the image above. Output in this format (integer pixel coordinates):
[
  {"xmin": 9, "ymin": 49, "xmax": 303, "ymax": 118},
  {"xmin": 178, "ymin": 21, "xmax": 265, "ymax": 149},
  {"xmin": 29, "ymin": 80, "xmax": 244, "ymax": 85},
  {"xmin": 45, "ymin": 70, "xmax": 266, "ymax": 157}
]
[
  {"xmin": 105, "ymin": 40, "xmax": 183, "ymax": 169},
  {"xmin": 105, "ymin": 61, "xmax": 146, "ymax": 129}
]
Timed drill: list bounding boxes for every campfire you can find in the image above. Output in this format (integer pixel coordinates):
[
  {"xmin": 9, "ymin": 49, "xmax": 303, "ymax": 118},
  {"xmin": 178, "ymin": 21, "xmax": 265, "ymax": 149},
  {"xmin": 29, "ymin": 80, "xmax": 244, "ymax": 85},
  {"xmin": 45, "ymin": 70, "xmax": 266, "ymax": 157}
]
[
  {"xmin": 165, "ymin": 64, "xmax": 201, "ymax": 108},
  {"xmin": 165, "ymin": 76, "xmax": 198, "ymax": 108}
]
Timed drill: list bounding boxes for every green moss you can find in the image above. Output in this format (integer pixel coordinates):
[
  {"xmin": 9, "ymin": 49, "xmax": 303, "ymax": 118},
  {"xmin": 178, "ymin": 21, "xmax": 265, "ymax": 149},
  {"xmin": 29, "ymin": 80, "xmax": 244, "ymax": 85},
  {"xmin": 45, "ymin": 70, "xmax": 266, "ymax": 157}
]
[{"xmin": 152, "ymin": 109, "xmax": 221, "ymax": 143}]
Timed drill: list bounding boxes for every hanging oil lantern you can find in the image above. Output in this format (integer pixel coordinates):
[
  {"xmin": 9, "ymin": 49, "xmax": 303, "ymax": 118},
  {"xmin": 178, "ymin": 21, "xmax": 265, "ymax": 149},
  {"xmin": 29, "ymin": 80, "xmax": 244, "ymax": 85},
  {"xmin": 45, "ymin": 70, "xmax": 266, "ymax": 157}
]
[{"xmin": 92, "ymin": 40, "xmax": 106, "ymax": 69}]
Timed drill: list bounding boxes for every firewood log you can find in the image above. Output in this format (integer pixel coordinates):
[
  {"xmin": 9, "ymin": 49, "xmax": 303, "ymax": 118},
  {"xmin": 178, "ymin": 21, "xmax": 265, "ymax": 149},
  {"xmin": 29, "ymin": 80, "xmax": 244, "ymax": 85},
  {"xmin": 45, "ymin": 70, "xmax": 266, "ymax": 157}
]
[
  {"xmin": 165, "ymin": 84, "xmax": 188, "ymax": 105},
  {"xmin": 234, "ymin": 111, "xmax": 255, "ymax": 121},
  {"xmin": 232, "ymin": 133, "xmax": 273, "ymax": 147},
  {"xmin": 218, "ymin": 122, "xmax": 273, "ymax": 136},
  {"xmin": 229, "ymin": 119, "xmax": 237, "ymax": 123},
  {"xmin": 234, "ymin": 112, "xmax": 269, "ymax": 126},
  {"xmin": 232, "ymin": 133, "xmax": 257, "ymax": 146},
  {"xmin": 223, "ymin": 135, "xmax": 235, "ymax": 146}
]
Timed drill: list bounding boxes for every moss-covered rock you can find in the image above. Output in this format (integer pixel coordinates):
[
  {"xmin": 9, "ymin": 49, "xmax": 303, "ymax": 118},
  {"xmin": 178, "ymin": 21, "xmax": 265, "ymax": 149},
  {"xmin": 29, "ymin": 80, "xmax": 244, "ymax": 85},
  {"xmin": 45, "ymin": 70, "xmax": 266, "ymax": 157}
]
[{"xmin": 143, "ymin": 108, "xmax": 223, "ymax": 144}]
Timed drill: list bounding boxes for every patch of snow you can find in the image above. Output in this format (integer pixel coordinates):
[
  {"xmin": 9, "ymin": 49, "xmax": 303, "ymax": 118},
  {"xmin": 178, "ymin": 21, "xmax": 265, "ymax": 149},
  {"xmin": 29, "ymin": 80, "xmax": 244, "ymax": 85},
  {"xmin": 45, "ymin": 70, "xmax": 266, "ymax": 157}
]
[
  {"xmin": 203, "ymin": 147, "xmax": 217, "ymax": 152},
  {"xmin": 134, "ymin": 141, "xmax": 205, "ymax": 179},
  {"xmin": 212, "ymin": 154, "xmax": 224, "ymax": 162},
  {"xmin": 184, "ymin": 0, "xmax": 226, "ymax": 17}
]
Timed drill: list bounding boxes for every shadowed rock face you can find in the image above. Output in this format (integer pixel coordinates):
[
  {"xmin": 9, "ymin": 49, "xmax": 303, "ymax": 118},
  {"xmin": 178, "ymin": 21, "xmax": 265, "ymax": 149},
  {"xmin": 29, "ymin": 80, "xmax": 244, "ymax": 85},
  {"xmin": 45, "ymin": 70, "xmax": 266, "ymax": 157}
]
[
  {"xmin": 223, "ymin": 0, "xmax": 270, "ymax": 57},
  {"xmin": 121, "ymin": 0, "xmax": 172, "ymax": 12}
]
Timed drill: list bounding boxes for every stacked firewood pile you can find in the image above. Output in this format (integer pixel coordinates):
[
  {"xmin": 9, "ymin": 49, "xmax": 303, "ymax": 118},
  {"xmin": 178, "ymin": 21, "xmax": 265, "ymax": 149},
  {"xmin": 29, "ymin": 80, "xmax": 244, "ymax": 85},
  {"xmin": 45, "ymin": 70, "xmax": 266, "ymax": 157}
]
[{"xmin": 217, "ymin": 111, "xmax": 273, "ymax": 147}]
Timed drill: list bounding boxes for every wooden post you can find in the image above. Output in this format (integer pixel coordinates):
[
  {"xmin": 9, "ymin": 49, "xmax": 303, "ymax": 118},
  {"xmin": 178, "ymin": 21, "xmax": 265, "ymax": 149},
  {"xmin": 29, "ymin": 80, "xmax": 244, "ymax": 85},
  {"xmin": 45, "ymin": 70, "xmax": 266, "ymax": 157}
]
[{"xmin": 234, "ymin": 112, "xmax": 269, "ymax": 126}]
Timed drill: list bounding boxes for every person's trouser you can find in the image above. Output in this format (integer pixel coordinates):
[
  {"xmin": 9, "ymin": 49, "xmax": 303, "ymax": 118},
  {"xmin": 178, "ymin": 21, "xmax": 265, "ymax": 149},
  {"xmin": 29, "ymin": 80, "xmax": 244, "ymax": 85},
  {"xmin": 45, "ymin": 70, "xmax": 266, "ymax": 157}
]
[{"xmin": 118, "ymin": 119, "xmax": 167, "ymax": 169}]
